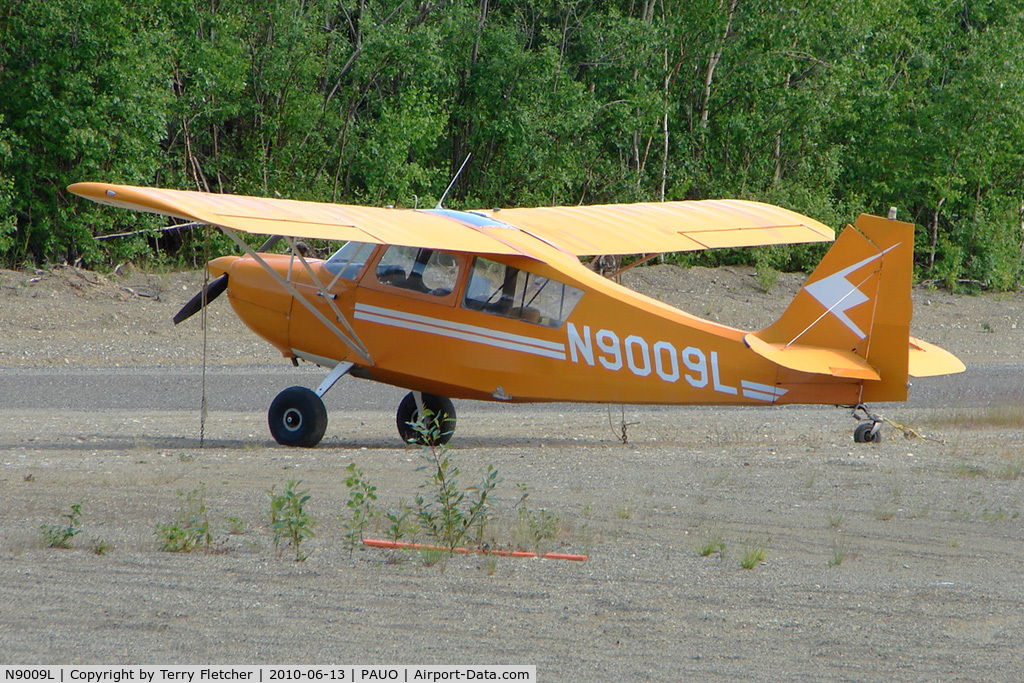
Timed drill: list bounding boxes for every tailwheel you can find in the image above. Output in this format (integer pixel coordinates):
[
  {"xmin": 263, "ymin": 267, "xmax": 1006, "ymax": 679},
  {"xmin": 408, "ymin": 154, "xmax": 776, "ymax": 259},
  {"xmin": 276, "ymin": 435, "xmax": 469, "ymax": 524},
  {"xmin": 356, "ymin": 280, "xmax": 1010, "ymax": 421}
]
[
  {"xmin": 396, "ymin": 392, "xmax": 456, "ymax": 446},
  {"xmin": 268, "ymin": 386, "xmax": 328, "ymax": 448},
  {"xmin": 853, "ymin": 421, "xmax": 883, "ymax": 444},
  {"xmin": 851, "ymin": 404, "xmax": 883, "ymax": 444}
]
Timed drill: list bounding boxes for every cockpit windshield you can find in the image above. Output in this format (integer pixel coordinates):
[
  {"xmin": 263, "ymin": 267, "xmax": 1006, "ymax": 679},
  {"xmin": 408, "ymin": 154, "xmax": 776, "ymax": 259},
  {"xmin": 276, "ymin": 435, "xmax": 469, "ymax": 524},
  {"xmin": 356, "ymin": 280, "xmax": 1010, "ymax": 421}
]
[{"xmin": 324, "ymin": 241, "xmax": 375, "ymax": 280}]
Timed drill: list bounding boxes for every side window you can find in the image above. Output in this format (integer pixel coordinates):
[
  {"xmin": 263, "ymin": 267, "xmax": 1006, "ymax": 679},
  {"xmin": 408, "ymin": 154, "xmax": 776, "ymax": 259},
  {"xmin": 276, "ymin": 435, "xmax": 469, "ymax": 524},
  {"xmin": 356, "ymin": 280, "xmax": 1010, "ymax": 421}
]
[
  {"xmin": 324, "ymin": 241, "xmax": 375, "ymax": 280},
  {"xmin": 375, "ymin": 246, "xmax": 460, "ymax": 297},
  {"xmin": 463, "ymin": 257, "xmax": 584, "ymax": 328}
]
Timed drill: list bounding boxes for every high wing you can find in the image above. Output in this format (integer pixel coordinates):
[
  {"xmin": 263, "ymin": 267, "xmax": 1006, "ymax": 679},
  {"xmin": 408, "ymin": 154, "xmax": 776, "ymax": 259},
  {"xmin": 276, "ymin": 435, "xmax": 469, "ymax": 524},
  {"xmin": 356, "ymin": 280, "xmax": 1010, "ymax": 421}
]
[
  {"xmin": 68, "ymin": 183, "xmax": 523, "ymax": 255},
  {"xmin": 68, "ymin": 182, "xmax": 834, "ymax": 257},
  {"xmin": 476, "ymin": 201, "xmax": 834, "ymax": 255}
]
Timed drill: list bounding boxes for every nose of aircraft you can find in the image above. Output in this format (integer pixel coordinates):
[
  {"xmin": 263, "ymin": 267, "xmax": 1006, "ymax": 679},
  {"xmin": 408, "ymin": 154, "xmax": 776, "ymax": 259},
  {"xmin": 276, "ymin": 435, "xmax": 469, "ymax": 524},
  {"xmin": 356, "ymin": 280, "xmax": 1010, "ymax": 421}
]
[
  {"xmin": 172, "ymin": 256, "xmax": 245, "ymax": 325},
  {"xmin": 207, "ymin": 255, "xmax": 241, "ymax": 278}
]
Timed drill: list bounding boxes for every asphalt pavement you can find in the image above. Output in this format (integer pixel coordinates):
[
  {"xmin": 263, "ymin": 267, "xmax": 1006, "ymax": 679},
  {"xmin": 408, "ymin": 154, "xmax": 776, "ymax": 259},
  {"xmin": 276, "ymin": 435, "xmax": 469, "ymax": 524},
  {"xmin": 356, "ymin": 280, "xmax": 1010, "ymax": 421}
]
[{"xmin": 2, "ymin": 362, "xmax": 1019, "ymax": 415}]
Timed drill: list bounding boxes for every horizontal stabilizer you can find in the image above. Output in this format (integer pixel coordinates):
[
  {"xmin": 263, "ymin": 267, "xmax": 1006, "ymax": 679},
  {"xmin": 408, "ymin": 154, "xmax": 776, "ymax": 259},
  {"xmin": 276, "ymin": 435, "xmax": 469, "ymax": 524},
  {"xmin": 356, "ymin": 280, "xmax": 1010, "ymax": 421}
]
[
  {"xmin": 908, "ymin": 337, "xmax": 966, "ymax": 377},
  {"xmin": 744, "ymin": 334, "xmax": 881, "ymax": 380}
]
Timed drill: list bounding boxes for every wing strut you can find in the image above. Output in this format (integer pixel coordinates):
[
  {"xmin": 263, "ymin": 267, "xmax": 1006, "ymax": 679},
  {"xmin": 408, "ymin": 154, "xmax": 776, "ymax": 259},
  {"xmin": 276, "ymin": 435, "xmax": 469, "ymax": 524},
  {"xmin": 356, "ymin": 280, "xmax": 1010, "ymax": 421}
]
[
  {"xmin": 282, "ymin": 236, "xmax": 373, "ymax": 360},
  {"xmin": 607, "ymin": 253, "xmax": 660, "ymax": 279},
  {"xmin": 219, "ymin": 228, "xmax": 373, "ymax": 366}
]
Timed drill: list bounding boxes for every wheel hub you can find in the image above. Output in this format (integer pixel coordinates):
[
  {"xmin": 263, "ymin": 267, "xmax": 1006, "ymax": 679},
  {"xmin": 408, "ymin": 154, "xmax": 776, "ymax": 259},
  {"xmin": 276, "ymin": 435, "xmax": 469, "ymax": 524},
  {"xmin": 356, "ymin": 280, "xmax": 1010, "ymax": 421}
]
[{"xmin": 283, "ymin": 408, "xmax": 303, "ymax": 432}]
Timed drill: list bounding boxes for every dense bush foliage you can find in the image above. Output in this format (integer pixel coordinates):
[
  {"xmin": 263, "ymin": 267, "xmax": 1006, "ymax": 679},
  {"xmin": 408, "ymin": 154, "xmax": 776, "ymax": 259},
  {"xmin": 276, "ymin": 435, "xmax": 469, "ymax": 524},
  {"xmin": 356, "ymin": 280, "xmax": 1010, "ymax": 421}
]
[{"xmin": 1, "ymin": 0, "xmax": 1022, "ymax": 286}]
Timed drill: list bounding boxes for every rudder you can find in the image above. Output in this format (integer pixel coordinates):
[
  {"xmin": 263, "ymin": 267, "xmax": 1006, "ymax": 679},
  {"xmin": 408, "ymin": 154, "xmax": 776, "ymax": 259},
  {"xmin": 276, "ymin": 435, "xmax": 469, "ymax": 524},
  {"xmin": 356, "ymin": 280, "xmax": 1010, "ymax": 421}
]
[{"xmin": 750, "ymin": 214, "xmax": 914, "ymax": 402}]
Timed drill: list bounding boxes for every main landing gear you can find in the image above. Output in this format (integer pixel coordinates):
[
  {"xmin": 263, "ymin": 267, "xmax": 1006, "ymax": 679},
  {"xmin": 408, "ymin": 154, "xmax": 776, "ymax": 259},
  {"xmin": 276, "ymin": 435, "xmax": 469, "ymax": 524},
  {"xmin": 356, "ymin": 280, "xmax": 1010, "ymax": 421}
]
[
  {"xmin": 267, "ymin": 362, "xmax": 457, "ymax": 448},
  {"xmin": 268, "ymin": 386, "xmax": 328, "ymax": 448},
  {"xmin": 851, "ymin": 404, "xmax": 883, "ymax": 444},
  {"xmin": 396, "ymin": 392, "xmax": 456, "ymax": 446}
]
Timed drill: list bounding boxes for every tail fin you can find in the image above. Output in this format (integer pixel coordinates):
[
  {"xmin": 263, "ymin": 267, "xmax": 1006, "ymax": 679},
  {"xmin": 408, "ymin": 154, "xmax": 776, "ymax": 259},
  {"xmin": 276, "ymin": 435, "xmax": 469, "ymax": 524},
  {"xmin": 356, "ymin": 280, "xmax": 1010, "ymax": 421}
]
[{"xmin": 745, "ymin": 214, "xmax": 913, "ymax": 402}]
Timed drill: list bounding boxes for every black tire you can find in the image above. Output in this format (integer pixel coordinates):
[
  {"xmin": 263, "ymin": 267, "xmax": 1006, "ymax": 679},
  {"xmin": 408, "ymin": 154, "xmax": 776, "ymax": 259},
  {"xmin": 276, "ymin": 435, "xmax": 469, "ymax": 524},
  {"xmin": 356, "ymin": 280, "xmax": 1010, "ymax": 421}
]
[
  {"xmin": 268, "ymin": 386, "xmax": 328, "ymax": 448},
  {"xmin": 853, "ymin": 422, "xmax": 882, "ymax": 444},
  {"xmin": 396, "ymin": 392, "xmax": 456, "ymax": 446}
]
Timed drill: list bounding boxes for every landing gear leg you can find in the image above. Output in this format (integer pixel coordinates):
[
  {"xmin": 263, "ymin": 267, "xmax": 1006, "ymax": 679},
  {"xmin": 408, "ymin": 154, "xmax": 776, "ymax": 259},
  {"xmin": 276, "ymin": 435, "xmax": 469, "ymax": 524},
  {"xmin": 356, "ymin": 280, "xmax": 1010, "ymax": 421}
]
[
  {"xmin": 851, "ymin": 404, "xmax": 883, "ymax": 444},
  {"xmin": 315, "ymin": 361, "xmax": 354, "ymax": 398},
  {"xmin": 268, "ymin": 362, "xmax": 353, "ymax": 448}
]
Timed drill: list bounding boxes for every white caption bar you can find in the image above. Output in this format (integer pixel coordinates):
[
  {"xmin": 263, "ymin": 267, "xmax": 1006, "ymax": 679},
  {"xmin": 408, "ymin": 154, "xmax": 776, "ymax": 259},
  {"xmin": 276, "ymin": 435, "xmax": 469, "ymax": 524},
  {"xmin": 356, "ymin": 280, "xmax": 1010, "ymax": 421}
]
[{"xmin": 0, "ymin": 667, "xmax": 536, "ymax": 683}]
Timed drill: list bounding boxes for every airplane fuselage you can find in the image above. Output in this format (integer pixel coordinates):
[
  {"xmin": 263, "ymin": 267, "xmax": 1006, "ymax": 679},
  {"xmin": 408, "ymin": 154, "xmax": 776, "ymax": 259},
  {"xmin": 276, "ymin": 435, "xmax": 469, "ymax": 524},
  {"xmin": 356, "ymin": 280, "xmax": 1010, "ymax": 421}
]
[{"xmin": 216, "ymin": 244, "xmax": 870, "ymax": 409}]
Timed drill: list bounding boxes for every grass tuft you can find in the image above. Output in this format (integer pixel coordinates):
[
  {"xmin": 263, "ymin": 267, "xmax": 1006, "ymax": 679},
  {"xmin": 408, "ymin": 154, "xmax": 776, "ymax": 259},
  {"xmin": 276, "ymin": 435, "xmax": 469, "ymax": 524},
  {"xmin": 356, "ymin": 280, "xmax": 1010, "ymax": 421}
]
[
  {"xmin": 994, "ymin": 459, "xmax": 1024, "ymax": 480},
  {"xmin": 952, "ymin": 463, "xmax": 988, "ymax": 478},
  {"xmin": 827, "ymin": 533, "xmax": 851, "ymax": 567},
  {"xmin": 88, "ymin": 538, "xmax": 112, "ymax": 555},
  {"xmin": 738, "ymin": 538, "xmax": 769, "ymax": 570},
  {"xmin": 871, "ymin": 487, "xmax": 901, "ymax": 521},
  {"xmin": 826, "ymin": 505, "xmax": 844, "ymax": 529},
  {"xmin": 696, "ymin": 528, "xmax": 726, "ymax": 559}
]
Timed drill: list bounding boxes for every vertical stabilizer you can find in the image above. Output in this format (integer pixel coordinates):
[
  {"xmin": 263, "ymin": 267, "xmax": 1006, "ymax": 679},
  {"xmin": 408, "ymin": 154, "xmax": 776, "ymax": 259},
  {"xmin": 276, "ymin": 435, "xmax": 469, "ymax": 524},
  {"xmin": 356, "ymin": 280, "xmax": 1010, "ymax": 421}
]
[{"xmin": 753, "ymin": 214, "xmax": 913, "ymax": 402}]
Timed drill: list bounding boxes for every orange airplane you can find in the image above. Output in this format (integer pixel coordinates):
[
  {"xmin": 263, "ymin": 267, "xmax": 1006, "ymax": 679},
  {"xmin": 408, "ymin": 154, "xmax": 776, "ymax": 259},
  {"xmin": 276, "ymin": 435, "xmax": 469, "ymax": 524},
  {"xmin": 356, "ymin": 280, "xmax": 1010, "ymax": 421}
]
[{"xmin": 69, "ymin": 182, "xmax": 964, "ymax": 447}]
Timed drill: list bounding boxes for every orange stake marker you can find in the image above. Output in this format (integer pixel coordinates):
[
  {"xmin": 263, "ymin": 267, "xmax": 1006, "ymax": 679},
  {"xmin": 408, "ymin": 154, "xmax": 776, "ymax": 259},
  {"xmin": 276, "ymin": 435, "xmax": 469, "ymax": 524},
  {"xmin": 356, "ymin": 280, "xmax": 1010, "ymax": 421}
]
[{"xmin": 363, "ymin": 538, "xmax": 588, "ymax": 561}]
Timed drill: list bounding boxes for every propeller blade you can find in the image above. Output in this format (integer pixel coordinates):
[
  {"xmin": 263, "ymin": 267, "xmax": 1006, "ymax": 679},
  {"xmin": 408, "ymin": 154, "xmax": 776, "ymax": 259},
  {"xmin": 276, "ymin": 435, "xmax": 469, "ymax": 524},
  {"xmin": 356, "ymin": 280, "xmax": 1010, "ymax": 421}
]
[{"xmin": 173, "ymin": 273, "xmax": 229, "ymax": 325}]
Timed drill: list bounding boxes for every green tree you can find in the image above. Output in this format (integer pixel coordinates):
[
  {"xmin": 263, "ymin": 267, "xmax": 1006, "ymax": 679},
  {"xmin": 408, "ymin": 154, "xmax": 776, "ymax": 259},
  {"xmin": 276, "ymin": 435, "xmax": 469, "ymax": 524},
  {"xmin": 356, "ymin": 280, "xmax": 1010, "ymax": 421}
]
[
  {"xmin": 0, "ymin": 0, "xmax": 169, "ymax": 265},
  {"xmin": 1, "ymin": 0, "xmax": 1022, "ymax": 286}
]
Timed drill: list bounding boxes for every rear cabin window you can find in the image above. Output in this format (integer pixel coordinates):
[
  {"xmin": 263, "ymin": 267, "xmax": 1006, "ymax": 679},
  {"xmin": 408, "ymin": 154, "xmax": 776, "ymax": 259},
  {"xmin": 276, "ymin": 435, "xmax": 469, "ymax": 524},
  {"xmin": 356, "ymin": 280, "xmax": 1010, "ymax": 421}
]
[
  {"xmin": 374, "ymin": 246, "xmax": 460, "ymax": 297},
  {"xmin": 463, "ymin": 257, "xmax": 584, "ymax": 328}
]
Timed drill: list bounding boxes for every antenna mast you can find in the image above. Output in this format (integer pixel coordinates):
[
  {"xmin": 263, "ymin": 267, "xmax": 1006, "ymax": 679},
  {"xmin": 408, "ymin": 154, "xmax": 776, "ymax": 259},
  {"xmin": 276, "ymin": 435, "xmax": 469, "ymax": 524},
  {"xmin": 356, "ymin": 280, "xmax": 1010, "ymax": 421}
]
[{"xmin": 435, "ymin": 153, "xmax": 472, "ymax": 209}]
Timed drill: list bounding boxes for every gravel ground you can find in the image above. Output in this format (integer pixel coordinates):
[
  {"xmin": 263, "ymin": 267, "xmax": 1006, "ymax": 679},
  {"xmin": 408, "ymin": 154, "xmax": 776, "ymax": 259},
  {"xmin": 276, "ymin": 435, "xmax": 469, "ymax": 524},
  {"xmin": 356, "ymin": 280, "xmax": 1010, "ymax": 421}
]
[{"xmin": 1, "ymin": 264, "xmax": 1023, "ymax": 680}]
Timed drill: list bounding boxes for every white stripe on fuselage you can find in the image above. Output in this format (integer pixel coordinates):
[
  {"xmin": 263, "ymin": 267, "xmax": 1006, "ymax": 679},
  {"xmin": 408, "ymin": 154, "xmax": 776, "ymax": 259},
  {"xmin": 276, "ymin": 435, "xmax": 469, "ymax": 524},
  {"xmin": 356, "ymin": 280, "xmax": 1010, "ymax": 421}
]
[
  {"xmin": 741, "ymin": 380, "xmax": 789, "ymax": 402},
  {"xmin": 354, "ymin": 303, "xmax": 567, "ymax": 360},
  {"xmin": 355, "ymin": 305, "xmax": 788, "ymax": 403}
]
